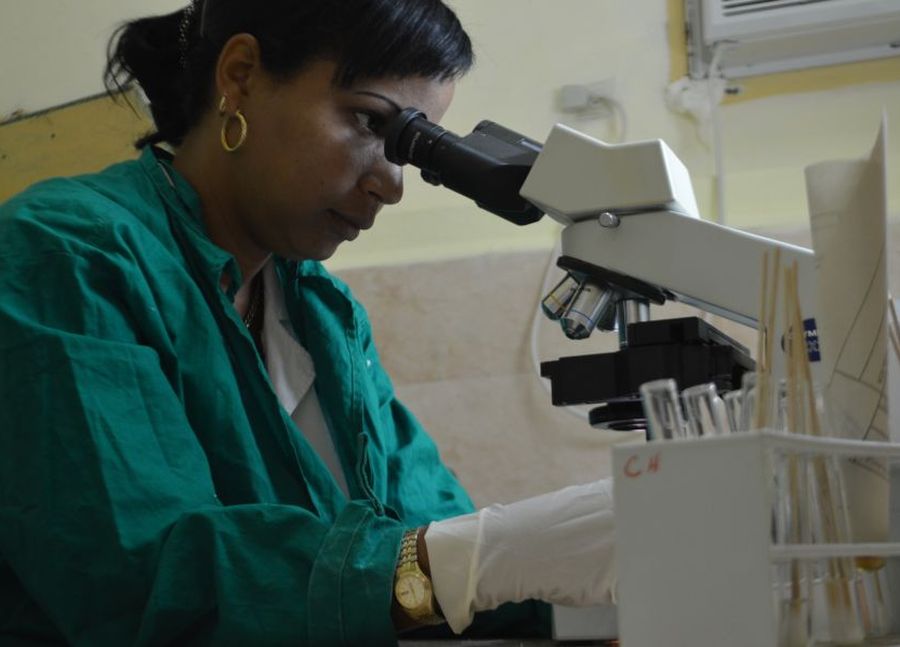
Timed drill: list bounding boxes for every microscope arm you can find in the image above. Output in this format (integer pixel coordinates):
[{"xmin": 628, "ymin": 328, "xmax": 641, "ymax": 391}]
[
  {"xmin": 558, "ymin": 212, "xmax": 817, "ymax": 331},
  {"xmin": 520, "ymin": 124, "xmax": 821, "ymax": 380}
]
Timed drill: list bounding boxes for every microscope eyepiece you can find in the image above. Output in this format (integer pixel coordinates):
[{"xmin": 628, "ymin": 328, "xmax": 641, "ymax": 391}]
[
  {"xmin": 384, "ymin": 108, "xmax": 460, "ymax": 170},
  {"xmin": 382, "ymin": 109, "xmax": 545, "ymax": 226},
  {"xmin": 383, "ymin": 108, "xmax": 425, "ymax": 165}
]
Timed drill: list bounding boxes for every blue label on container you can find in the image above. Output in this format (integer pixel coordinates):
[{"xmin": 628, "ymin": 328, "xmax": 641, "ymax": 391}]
[{"xmin": 804, "ymin": 318, "xmax": 820, "ymax": 362}]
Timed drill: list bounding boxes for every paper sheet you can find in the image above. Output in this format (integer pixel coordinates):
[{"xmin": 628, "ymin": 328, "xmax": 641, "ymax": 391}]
[{"xmin": 805, "ymin": 118, "xmax": 889, "ymax": 543}]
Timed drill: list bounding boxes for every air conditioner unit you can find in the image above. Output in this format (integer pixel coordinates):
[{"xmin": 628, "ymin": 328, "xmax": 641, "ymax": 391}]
[{"xmin": 686, "ymin": 0, "xmax": 900, "ymax": 79}]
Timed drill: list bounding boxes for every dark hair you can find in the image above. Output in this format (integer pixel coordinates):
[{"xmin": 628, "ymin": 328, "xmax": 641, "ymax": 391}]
[{"xmin": 105, "ymin": 0, "xmax": 474, "ymax": 149}]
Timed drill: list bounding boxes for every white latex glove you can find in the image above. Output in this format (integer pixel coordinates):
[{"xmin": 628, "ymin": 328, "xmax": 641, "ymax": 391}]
[{"xmin": 424, "ymin": 478, "xmax": 616, "ymax": 634}]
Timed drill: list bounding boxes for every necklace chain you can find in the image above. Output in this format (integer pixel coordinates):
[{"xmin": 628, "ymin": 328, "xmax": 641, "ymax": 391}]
[{"xmin": 242, "ymin": 276, "xmax": 263, "ymax": 329}]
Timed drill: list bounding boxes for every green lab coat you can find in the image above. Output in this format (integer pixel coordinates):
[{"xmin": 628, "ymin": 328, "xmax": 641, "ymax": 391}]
[{"xmin": 0, "ymin": 148, "xmax": 545, "ymax": 645}]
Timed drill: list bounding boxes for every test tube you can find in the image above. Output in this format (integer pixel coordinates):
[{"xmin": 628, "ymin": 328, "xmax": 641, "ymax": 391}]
[
  {"xmin": 807, "ymin": 451, "xmax": 864, "ymax": 644},
  {"xmin": 681, "ymin": 383, "xmax": 729, "ymax": 437},
  {"xmin": 778, "ymin": 571, "xmax": 811, "ymax": 647},
  {"xmin": 560, "ymin": 281, "xmax": 616, "ymax": 340},
  {"xmin": 541, "ymin": 274, "xmax": 580, "ymax": 321},
  {"xmin": 814, "ymin": 392, "xmax": 889, "ymax": 639},
  {"xmin": 639, "ymin": 379, "xmax": 687, "ymax": 441},
  {"xmin": 856, "ymin": 562, "xmax": 891, "ymax": 638},
  {"xmin": 723, "ymin": 390, "xmax": 743, "ymax": 433},
  {"xmin": 739, "ymin": 371, "xmax": 758, "ymax": 432},
  {"xmin": 773, "ymin": 449, "xmax": 813, "ymax": 647}
]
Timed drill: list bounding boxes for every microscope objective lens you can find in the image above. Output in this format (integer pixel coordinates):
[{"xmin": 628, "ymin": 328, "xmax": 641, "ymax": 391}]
[
  {"xmin": 542, "ymin": 274, "xmax": 581, "ymax": 321},
  {"xmin": 560, "ymin": 282, "xmax": 616, "ymax": 340}
]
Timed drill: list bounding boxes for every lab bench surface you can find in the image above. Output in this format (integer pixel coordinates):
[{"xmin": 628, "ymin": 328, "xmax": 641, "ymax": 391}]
[{"xmin": 399, "ymin": 641, "xmax": 614, "ymax": 646}]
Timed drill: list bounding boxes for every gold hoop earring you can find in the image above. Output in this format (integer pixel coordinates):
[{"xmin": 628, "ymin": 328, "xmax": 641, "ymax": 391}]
[{"xmin": 220, "ymin": 109, "xmax": 248, "ymax": 153}]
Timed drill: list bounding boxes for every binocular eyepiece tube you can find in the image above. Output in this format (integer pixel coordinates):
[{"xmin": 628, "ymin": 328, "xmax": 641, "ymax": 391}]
[{"xmin": 382, "ymin": 108, "xmax": 545, "ymax": 226}]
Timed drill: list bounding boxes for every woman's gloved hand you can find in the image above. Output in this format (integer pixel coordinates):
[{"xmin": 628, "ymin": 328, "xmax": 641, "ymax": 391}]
[{"xmin": 424, "ymin": 478, "xmax": 616, "ymax": 634}]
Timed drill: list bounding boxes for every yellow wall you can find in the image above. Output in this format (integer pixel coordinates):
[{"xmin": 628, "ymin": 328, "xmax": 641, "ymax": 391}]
[
  {"xmin": 0, "ymin": 93, "xmax": 149, "ymax": 201},
  {"xmin": 1, "ymin": 0, "xmax": 898, "ymax": 272}
]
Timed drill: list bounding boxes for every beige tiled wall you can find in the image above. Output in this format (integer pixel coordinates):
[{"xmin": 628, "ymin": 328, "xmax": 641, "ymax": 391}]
[
  {"xmin": 336, "ymin": 225, "xmax": 899, "ymax": 507},
  {"xmin": 338, "ymin": 251, "xmax": 630, "ymax": 507}
]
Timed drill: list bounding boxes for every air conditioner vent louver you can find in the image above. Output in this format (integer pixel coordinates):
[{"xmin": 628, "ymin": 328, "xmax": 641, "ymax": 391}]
[{"xmin": 722, "ymin": 0, "xmax": 837, "ymax": 18}]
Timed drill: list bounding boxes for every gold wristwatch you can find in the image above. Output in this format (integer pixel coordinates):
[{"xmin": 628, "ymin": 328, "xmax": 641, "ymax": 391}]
[{"xmin": 394, "ymin": 528, "xmax": 444, "ymax": 625}]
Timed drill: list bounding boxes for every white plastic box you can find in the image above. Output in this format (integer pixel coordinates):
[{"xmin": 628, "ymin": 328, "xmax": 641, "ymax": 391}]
[{"xmin": 613, "ymin": 431, "xmax": 900, "ymax": 647}]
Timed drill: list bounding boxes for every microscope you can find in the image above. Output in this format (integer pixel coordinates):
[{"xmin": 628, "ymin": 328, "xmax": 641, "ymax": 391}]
[{"xmin": 384, "ymin": 109, "xmax": 822, "ymax": 431}]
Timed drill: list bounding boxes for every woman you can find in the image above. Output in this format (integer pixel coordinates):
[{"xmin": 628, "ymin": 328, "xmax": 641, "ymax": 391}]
[{"xmin": 0, "ymin": 1, "xmax": 616, "ymax": 644}]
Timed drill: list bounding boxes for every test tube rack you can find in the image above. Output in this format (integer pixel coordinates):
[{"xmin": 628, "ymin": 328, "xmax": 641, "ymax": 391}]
[{"xmin": 613, "ymin": 431, "xmax": 900, "ymax": 647}]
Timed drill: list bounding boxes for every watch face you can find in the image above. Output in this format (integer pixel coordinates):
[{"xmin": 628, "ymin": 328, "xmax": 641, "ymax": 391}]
[{"xmin": 395, "ymin": 574, "xmax": 428, "ymax": 609}]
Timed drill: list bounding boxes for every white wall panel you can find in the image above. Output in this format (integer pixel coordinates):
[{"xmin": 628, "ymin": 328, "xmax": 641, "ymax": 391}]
[{"xmin": 0, "ymin": 0, "xmax": 184, "ymax": 118}]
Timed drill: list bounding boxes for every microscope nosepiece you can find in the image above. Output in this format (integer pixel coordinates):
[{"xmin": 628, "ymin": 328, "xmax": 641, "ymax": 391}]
[{"xmin": 560, "ymin": 282, "xmax": 617, "ymax": 340}]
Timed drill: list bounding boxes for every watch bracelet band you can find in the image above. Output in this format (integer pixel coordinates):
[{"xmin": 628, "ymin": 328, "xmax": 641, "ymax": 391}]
[
  {"xmin": 395, "ymin": 528, "xmax": 444, "ymax": 625},
  {"xmin": 397, "ymin": 528, "xmax": 419, "ymax": 568}
]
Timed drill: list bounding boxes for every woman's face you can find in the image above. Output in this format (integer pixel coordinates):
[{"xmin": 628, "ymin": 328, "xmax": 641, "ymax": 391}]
[{"xmin": 227, "ymin": 58, "xmax": 456, "ymax": 262}]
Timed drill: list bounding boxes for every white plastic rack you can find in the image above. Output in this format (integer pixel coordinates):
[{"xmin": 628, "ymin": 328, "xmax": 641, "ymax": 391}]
[{"xmin": 613, "ymin": 431, "xmax": 900, "ymax": 647}]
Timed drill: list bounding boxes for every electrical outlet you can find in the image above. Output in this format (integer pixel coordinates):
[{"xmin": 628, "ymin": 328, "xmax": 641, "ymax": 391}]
[
  {"xmin": 559, "ymin": 78, "xmax": 616, "ymax": 113},
  {"xmin": 587, "ymin": 77, "xmax": 616, "ymax": 102}
]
